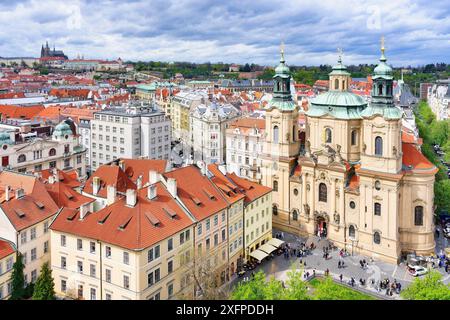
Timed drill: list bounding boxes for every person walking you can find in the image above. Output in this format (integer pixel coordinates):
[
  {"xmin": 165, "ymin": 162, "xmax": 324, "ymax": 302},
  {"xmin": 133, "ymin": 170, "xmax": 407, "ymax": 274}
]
[{"xmin": 339, "ymin": 274, "xmax": 343, "ymax": 282}]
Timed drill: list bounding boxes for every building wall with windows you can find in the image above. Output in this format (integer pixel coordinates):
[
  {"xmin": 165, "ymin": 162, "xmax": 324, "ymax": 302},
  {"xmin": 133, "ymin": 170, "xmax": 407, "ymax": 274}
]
[
  {"xmin": 90, "ymin": 103, "xmax": 171, "ymax": 171},
  {"xmin": 0, "ymin": 240, "xmax": 15, "ymax": 300},
  {"xmin": 50, "ymin": 227, "xmax": 194, "ymax": 300}
]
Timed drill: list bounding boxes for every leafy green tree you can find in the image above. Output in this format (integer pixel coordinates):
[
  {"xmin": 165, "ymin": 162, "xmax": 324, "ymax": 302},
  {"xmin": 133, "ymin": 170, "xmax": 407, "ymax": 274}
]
[
  {"xmin": 263, "ymin": 276, "xmax": 284, "ymax": 300},
  {"xmin": 435, "ymin": 180, "xmax": 450, "ymax": 214},
  {"xmin": 282, "ymin": 267, "xmax": 309, "ymax": 300},
  {"xmin": 32, "ymin": 262, "xmax": 55, "ymax": 300},
  {"xmin": 10, "ymin": 253, "xmax": 26, "ymax": 300},
  {"xmin": 230, "ymin": 271, "xmax": 267, "ymax": 300},
  {"xmin": 401, "ymin": 271, "xmax": 450, "ymax": 300},
  {"xmin": 311, "ymin": 277, "xmax": 373, "ymax": 300}
]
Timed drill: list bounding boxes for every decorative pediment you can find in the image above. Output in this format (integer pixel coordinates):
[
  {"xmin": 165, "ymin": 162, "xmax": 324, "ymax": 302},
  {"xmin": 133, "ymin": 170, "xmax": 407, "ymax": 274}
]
[
  {"xmin": 373, "ymin": 195, "xmax": 383, "ymax": 201},
  {"xmin": 16, "ymin": 139, "xmax": 59, "ymax": 152}
]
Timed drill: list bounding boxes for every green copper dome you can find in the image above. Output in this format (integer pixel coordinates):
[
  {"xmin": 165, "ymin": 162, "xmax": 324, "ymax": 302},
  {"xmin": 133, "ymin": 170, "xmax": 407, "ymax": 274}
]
[
  {"xmin": 373, "ymin": 51, "xmax": 393, "ymax": 80},
  {"xmin": 307, "ymin": 91, "xmax": 367, "ymax": 119},
  {"xmin": 329, "ymin": 55, "xmax": 351, "ymax": 77},
  {"xmin": 53, "ymin": 121, "xmax": 73, "ymax": 137}
]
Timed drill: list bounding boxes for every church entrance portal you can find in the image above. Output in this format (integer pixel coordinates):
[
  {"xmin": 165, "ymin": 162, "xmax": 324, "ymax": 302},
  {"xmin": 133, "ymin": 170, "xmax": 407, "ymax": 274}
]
[{"xmin": 315, "ymin": 216, "xmax": 327, "ymax": 238}]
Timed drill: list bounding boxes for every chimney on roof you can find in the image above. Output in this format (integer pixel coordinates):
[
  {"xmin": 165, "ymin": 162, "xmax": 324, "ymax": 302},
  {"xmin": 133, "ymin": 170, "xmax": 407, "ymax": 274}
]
[
  {"xmin": 92, "ymin": 176, "xmax": 100, "ymax": 195},
  {"xmin": 136, "ymin": 175, "xmax": 143, "ymax": 189},
  {"xmin": 48, "ymin": 175, "xmax": 55, "ymax": 184},
  {"xmin": 167, "ymin": 178, "xmax": 177, "ymax": 198},
  {"xmin": 106, "ymin": 185, "xmax": 117, "ymax": 205},
  {"xmin": 15, "ymin": 188, "xmax": 24, "ymax": 199},
  {"xmin": 5, "ymin": 186, "xmax": 10, "ymax": 201},
  {"xmin": 148, "ymin": 184, "xmax": 157, "ymax": 200},
  {"xmin": 125, "ymin": 189, "xmax": 137, "ymax": 207},
  {"xmin": 118, "ymin": 160, "xmax": 125, "ymax": 171},
  {"xmin": 149, "ymin": 170, "xmax": 160, "ymax": 185},
  {"xmin": 79, "ymin": 203, "xmax": 89, "ymax": 220}
]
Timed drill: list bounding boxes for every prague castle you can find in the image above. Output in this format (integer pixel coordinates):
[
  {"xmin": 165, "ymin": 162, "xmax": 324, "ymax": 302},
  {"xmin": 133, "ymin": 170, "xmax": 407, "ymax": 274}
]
[{"xmin": 261, "ymin": 42, "xmax": 438, "ymax": 263}]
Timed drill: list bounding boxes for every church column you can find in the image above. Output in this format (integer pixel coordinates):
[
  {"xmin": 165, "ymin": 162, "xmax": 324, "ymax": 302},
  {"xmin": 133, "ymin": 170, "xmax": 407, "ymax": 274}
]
[
  {"xmin": 331, "ymin": 179, "xmax": 336, "ymax": 217},
  {"xmin": 339, "ymin": 181, "xmax": 345, "ymax": 223},
  {"xmin": 302, "ymin": 174, "xmax": 307, "ymax": 215}
]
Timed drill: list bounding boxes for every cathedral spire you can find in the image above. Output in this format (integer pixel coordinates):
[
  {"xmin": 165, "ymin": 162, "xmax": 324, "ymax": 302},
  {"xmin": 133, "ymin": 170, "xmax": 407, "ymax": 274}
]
[{"xmin": 280, "ymin": 41, "xmax": 285, "ymax": 63}]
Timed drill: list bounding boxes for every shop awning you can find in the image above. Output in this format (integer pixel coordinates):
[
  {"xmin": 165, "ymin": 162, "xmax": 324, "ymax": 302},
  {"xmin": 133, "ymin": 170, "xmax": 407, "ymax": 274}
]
[
  {"xmin": 259, "ymin": 243, "xmax": 278, "ymax": 255},
  {"xmin": 267, "ymin": 238, "xmax": 285, "ymax": 248},
  {"xmin": 249, "ymin": 249, "xmax": 269, "ymax": 262}
]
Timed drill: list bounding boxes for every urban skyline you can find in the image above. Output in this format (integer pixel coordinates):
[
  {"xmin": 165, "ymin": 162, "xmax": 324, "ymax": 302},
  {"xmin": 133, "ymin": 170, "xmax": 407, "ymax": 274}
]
[{"xmin": 0, "ymin": 0, "xmax": 449, "ymax": 66}]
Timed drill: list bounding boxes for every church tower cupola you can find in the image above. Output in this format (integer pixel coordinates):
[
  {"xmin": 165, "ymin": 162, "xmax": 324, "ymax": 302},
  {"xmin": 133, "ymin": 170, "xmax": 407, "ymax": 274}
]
[
  {"xmin": 267, "ymin": 42, "xmax": 296, "ymax": 111},
  {"xmin": 329, "ymin": 49, "xmax": 351, "ymax": 91}
]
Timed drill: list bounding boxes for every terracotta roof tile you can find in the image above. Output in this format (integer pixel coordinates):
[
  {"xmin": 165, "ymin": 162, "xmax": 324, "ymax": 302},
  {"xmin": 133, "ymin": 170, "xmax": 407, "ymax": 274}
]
[
  {"xmin": 83, "ymin": 166, "xmax": 136, "ymax": 198},
  {"xmin": 402, "ymin": 142, "xmax": 438, "ymax": 174},
  {"xmin": 0, "ymin": 239, "xmax": 15, "ymax": 260},
  {"xmin": 51, "ymin": 182, "xmax": 194, "ymax": 250}
]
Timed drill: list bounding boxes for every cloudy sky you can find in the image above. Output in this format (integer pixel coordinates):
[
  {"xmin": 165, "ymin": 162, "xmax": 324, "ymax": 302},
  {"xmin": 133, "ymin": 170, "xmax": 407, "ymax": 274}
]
[{"xmin": 0, "ymin": 0, "xmax": 449, "ymax": 66}]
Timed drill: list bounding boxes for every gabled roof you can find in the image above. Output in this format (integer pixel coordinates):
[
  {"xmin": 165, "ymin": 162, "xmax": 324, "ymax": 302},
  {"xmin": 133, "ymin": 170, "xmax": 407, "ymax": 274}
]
[
  {"xmin": 164, "ymin": 166, "xmax": 228, "ymax": 221},
  {"xmin": 83, "ymin": 166, "xmax": 136, "ymax": 198},
  {"xmin": 45, "ymin": 182, "xmax": 95, "ymax": 209},
  {"xmin": 207, "ymin": 165, "xmax": 245, "ymax": 204},
  {"xmin": 50, "ymin": 182, "xmax": 194, "ymax": 250},
  {"xmin": 39, "ymin": 169, "xmax": 81, "ymax": 189},
  {"xmin": 226, "ymin": 172, "xmax": 272, "ymax": 204},
  {"xmin": 114, "ymin": 159, "xmax": 168, "ymax": 186},
  {"xmin": 0, "ymin": 104, "xmax": 44, "ymax": 120},
  {"xmin": 0, "ymin": 171, "xmax": 59, "ymax": 231}
]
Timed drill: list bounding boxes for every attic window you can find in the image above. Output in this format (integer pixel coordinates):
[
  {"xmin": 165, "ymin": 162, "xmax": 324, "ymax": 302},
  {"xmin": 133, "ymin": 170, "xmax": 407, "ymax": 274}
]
[
  {"xmin": 34, "ymin": 201, "xmax": 45, "ymax": 209},
  {"xmin": 118, "ymin": 216, "xmax": 133, "ymax": 230},
  {"xmin": 15, "ymin": 209, "xmax": 26, "ymax": 218},
  {"xmin": 145, "ymin": 212, "xmax": 160, "ymax": 227},
  {"xmin": 98, "ymin": 212, "xmax": 111, "ymax": 224},
  {"xmin": 67, "ymin": 211, "xmax": 78, "ymax": 221},
  {"xmin": 163, "ymin": 207, "xmax": 177, "ymax": 219},
  {"xmin": 64, "ymin": 191, "xmax": 74, "ymax": 200},
  {"xmin": 203, "ymin": 189, "xmax": 216, "ymax": 200},
  {"xmin": 191, "ymin": 196, "xmax": 202, "ymax": 206}
]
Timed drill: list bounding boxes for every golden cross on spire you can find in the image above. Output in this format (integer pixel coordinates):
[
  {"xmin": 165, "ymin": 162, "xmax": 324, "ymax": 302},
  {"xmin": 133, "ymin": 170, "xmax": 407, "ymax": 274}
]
[{"xmin": 381, "ymin": 36, "xmax": 385, "ymax": 55}]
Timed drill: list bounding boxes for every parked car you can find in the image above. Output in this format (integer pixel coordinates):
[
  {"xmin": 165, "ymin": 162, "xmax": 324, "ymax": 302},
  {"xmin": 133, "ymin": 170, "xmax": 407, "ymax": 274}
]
[{"xmin": 408, "ymin": 265, "xmax": 428, "ymax": 277}]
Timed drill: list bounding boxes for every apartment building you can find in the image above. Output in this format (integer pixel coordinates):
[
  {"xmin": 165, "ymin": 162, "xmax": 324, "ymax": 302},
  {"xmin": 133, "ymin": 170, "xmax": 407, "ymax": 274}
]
[
  {"xmin": 0, "ymin": 239, "xmax": 15, "ymax": 300},
  {"xmin": 90, "ymin": 101, "xmax": 171, "ymax": 171},
  {"xmin": 190, "ymin": 102, "xmax": 241, "ymax": 165},
  {"xmin": 225, "ymin": 117, "xmax": 265, "ymax": 182},
  {"xmin": 170, "ymin": 91, "xmax": 206, "ymax": 142},
  {"xmin": 0, "ymin": 171, "xmax": 59, "ymax": 286},
  {"xmin": 0, "ymin": 119, "xmax": 87, "ymax": 179},
  {"xmin": 163, "ymin": 166, "xmax": 231, "ymax": 289},
  {"xmin": 207, "ymin": 164, "xmax": 245, "ymax": 274}
]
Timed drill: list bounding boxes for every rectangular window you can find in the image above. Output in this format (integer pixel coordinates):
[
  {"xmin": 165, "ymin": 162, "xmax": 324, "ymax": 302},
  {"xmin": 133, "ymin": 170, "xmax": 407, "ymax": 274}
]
[
  {"xmin": 197, "ymin": 223, "xmax": 202, "ymax": 236},
  {"xmin": 123, "ymin": 275, "xmax": 130, "ymax": 289},
  {"xmin": 105, "ymin": 246, "xmax": 111, "ymax": 258},
  {"xmin": 90, "ymin": 264, "xmax": 96, "ymax": 278},
  {"xmin": 60, "ymin": 235, "xmax": 66, "ymax": 247},
  {"xmin": 168, "ymin": 238, "xmax": 173, "ymax": 252},
  {"xmin": 21, "ymin": 232, "xmax": 27, "ymax": 244},
  {"xmin": 90, "ymin": 242, "xmax": 96, "ymax": 254},
  {"xmin": 44, "ymin": 221, "xmax": 49, "ymax": 233},
  {"xmin": 123, "ymin": 252, "xmax": 129, "ymax": 265},
  {"xmin": 44, "ymin": 241, "xmax": 49, "ymax": 254},
  {"xmin": 214, "ymin": 215, "xmax": 218, "ymax": 226},
  {"xmin": 61, "ymin": 256, "xmax": 67, "ymax": 269},
  {"xmin": 222, "ymin": 229, "xmax": 226, "ymax": 241},
  {"xmin": 30, "ymin": 227, "xmax": 36, "ymax": 240},
  {"xmin": 90, "ymin": 288, "xmax": 96, "ymax": 300},
  {"xmin": 206, "ymin": 219, "xmax": 210, "ymax": 231},
  {"xmin": 106, "ymin": 269, "xmax": 111, "ymax": 283},
  {"xmin": 106, "ymin": 293, "xmax": 111, "ymax": 300},
  {"xmin": 61, "ymin": 280, "xmax": 67, "ymax": 293},
  {"xmin": 31, "ymin": 248, "xmax": 37, "ymax": 261},
  {"xmin": 168, "ymin": 260, "xmax": 173, "ymax": 274},
  {"xmin": 77, "ymin": 239, "xmax": 83, "ymax": 251},
  {"xmin": 168, "ymin": 283, "xmax": 174, "ymax": 297},
  {"xmin": 77, "ymin": 261, "xmax": 83, "ymax": 274},
  {"xmin": 180, "ymin": 232, "xmax": 185, "ymax": 244}
]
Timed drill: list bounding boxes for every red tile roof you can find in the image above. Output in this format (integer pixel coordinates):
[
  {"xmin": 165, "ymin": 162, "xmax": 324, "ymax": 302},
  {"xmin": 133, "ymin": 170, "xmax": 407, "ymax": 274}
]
[
  {"xmin": 0, "ymin": 171, "xmax": 59, "ymax": 231},
  {"xmin": 402, "ymin": 142, "xmax": 438, "ymax": 174},
  {"xmin": 0, "ymin": 105, "xmax": 44, "ymax": 120},
  {"xmin": 226, "ymin": 172, "xmax": 272, "ymax": 203},
  {"xmin": 164, "ymin": 166, "xmax": 229, "ymax": 221},
  {"xmin": 117, "ymin": 159, "xmax": 168, "ymax": 186},
  {"xmin": 39, "ymin": 169, "xmax": 81, "ymax": 189},
  {"xmin": 0, "ymin": 239, "xmax": 15, "ymax": 260},
  {"xmin": 45, "ymin": 182, "xmax": 94, "ymax": 209},
  {"xmin": 229, "ymin": 118, "xmax": 265, "ymax": 130},
  {"xmin": 207, "ymin": 164, "xmax": 245, "ymax": 204},
  {"xmin": 83, "ymin": 166, "xmax": 136, "ymax": 198},
  {"xmin": 51, "ymin": 182, "xmax": 194, "ymax": 250}
]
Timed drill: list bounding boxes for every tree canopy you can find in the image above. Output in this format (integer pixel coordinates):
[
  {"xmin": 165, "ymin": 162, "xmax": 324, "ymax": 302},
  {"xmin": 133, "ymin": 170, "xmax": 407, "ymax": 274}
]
[
  {"xmin": 10, "ymin": 253, "xmax": 26, "ymax": 300},
  {"xmin": 401, "ymin": 271, "xmax": 450, "ymax": 300},
  {"xmin": 32, "ymin": 262, "xmax": 55, "ymax": 300}
]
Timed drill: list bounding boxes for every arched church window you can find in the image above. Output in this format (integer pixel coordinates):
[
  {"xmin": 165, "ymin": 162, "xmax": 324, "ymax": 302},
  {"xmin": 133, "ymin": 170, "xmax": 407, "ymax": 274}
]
[
  {"xmin": 273, "ymin": 126, "xmax": 279, "ymax": 144},
  {"xmin": 292, "ymin": 210, "xmax": 298, "ymax": 221},
  {"xmin": 272, "ymin": 205, "xmax": 278, "ymax": 216},
  {"xmin": 378, "ymin": 84, "xmax": 383, "ymax": 95},
  {"xmin": 351, "ymin": 130, "xmax": 357, "ymax": 146},
  {"xmin": 292, "ymin": 125, "xmax": 296, "ymax": 141},
  {"xmin": 277, "ymin": 81, "xmax": 281, "ymax": 92},
  {"xmin": 49, "ymin": 148, "xmax": 56, "ymax": 156},
  {"xmin": 342, "ymin": 79, "xmax": 346, "ymax": 90},
  {"xmin": 325, "ymin": 128, "xmax": 332, "ymax": 143},
  {"xmin": 374, "ymin": 202, "xmax": 381, "ymax": 216},
  {"xmin": 319, "ymin": 183, "xmax": 327, "ymax": 202},
  {"xmin": 414, "ymin": 206, "xmax": 424, "ymax": 226},
  {"xmin": 349, "ymin": 225, "xmax": 356, "ymax": 239},
  {"xmin": 373, "ymin": 231, "xmax": 381, "ymax": 244},
  {"xmin": 375, "ymin": 136, "xmax": 383, "ymax": 156},
  {"xmin": 273, "ymin": 180, "xmax": 278, "ymax": 192}
]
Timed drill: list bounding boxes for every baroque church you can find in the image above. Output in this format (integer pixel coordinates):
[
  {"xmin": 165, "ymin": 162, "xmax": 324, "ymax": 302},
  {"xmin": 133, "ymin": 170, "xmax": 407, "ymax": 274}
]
[{"xmin": 261, "ymin": 43, "xmax": 437, "ymax": 263}]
